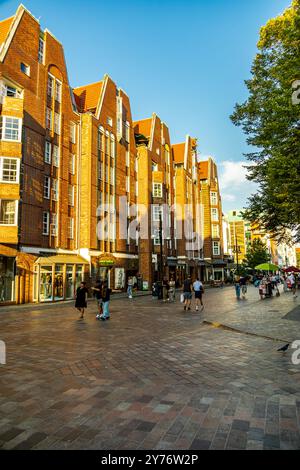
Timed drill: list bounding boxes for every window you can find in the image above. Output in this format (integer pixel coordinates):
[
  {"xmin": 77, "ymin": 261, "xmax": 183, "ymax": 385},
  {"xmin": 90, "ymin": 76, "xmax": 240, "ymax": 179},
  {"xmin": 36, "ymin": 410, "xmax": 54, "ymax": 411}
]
[
  {"xmin": 212, "ymin": 224, "xmax": 220, "ymax": 238},
  {"xmin": 0, "ymin": 158, "xmax": 19, "ymax": 183},
  {"xmin": 42, "ymin": 211, "xmax": 49, "ymax": 235},
  {"xmin": 53, "ymin": 145, "xmax": 60, "ymax": 167},
  {"xmin": 1, "ymin": 84, "xmax": 21, "ymax": 98},
  {"xmin": 44, "ymin": 176, "xmax": 50, "ymax": 199},
  {"xmin": 211, "ymin": 208, "xmax": 219, "ymax": 222},
  {"xmin": 110, "ymin": 135, "xmax": 115, "ymax": 158},
  {"xmin": 68, "ymin": 217, "xmax": 74, "ymax": 239},
  {"xmin": 20, "ymin": 63, "xmax": 30, "ymax": 76},
  {"xmin": 153, "ymin": 205, "xmax": 163, "ymax": 222},
  {"xmin": 0, "ymin": 116, "xmax": 22, "ymax": 141},
  {"xmin": 69, "ymin": 154, "xmax": 75, "ymax": 174},
  {"xmin": 105, "ymin": 165, "xmax": 109, "ymax": 183},
  {"xmin": 44, "ymin": 141, "xmax": 51, "ymax": 164},
  {"xmin": 98, "ymin": 161, "xmax": 102, "ymax": 181},
  {"xmin": 55, "ymin": 80, "xmax": 62, "ymax": 103},
  {"xmin": 213, "ymin": 241, "xmax": 220, "ymax": 256},
  {"xmin": 98, "ymin": 127, "xmax": 104, "ymax": 151},
  {"xmin": 52, "ymin": 179, "xmax": 58, "ymax": 201},
  {"xmin": 152, "ymin": 162, "xmax": 158, "ymax": 172},
  {"xmin": 47, "ymin": 75, "xmax": 54, "ymax": 97},
  {"xmin": 38, "ymin": 38, "xmax": 45, "ymax": 64},
  {"xmin": 125, "ymin": 121, "xmax": 130, "ymax": 142},
  {"xmin": 68, "ymin": 185, "xmax": 74, "ymax": 206},
  {"xmin": 117, "ymin": 117, "xmax": 122, "ymax": 138},
  {"xmin": 126, "ymin": 151, "xmax": 130, "ymax": 167},
  {"xmin": 51, "ymin": 213, "xmax": 57, "ymax": 236},
  {"xmin": 210, "ymin": 191, "xmax": 217, "ymax": 205},
  {"xmin": 110, "ymin": 167, "xmax": 115, "ymax": 185},
  {"xmin": 107, "ymin": 117, "xmax": 113, "ymax": 127},
  {"xmin": 46, "ymin": 108, "xmax": 52, "ymax": 130},
  {"xmin": 153, "ymin": 228, "xmax": 160, "ymax": 246},
  {"xmin": 54, "ymin": 113, "xmax": 60, "ymax": 135},
  {"xmin": 0, "ymin": 200, "xmax": 17, "ymax": 225},
  {"xmin": 153, "ymin": 183, "xmax": 162, "ymax": 198},
  {"xmin": 105, "ymin": 134, "xmax": 110, "ymax": 155},
  {"xmin": 70, "ymin": 122, "xmax": 76, "ymax": 143}
]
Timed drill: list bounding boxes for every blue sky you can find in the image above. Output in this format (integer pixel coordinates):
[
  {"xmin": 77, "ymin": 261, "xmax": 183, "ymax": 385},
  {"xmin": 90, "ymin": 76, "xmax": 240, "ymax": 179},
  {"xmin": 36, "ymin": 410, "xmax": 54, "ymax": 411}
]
[{"xmin": 0, "ymin": 0, "xmax": 291, "ymax": 212}]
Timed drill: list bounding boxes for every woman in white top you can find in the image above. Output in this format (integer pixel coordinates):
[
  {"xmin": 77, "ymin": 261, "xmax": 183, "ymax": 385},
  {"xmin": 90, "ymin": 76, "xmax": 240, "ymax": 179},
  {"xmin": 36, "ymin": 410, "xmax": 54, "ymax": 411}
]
[{"xmin": 193, "ymin": 278, "xmax": 204, "ymax": 311}]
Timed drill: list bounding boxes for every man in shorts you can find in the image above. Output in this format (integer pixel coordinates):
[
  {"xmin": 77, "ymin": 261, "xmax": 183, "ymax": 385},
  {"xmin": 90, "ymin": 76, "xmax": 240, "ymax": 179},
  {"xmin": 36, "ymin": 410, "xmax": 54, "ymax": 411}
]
[
  {"xmin": 193, "ymin": 277, "xmax": 204, "ymax": 311},
  {"xmin": 183, "ymin": 276, "xmax": 192, "ymax": 311}
]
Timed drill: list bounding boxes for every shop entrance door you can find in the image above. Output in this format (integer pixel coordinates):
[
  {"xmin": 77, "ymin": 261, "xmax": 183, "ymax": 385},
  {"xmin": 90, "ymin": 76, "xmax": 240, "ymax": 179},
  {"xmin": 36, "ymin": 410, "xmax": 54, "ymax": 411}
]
[{"xmin": 39, "ymin": 266, "xmax": 53, "ymax": 302}]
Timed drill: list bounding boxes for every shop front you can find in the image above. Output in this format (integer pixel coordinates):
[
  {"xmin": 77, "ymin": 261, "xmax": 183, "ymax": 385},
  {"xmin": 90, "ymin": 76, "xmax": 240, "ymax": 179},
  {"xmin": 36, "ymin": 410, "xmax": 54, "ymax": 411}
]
[
  {"xmin": 0, "ymin": 255, "xmax": 15, "ymax": 303},
  {"xmin": 33, "ymin": 254, "xmax": 88, "ymax": 303}
]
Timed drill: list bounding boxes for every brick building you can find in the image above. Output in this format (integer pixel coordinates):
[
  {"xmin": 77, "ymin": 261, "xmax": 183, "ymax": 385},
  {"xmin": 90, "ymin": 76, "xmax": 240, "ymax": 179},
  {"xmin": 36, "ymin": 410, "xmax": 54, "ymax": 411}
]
[
  {"xmin": 0, "ymin": 5, "xmax": 88, "ymax": 305},
  {"xmin": 134, "ymin": 114, "xmax": 176, "ymax": 286},
  {"xmin": 198, "ymin": 157, "xmax": 226, "ymax": 281}
]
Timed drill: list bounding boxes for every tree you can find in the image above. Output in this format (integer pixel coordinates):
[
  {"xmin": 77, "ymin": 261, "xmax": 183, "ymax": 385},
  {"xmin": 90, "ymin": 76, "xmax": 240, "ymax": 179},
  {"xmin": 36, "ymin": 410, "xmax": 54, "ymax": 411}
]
[
  {"xmin": 243, "ymin": 239, "xmax": 271, "ymax": 269},
  {"xmin": 231, "ymin": 0, "xmax": 300, "ymax": 243}
]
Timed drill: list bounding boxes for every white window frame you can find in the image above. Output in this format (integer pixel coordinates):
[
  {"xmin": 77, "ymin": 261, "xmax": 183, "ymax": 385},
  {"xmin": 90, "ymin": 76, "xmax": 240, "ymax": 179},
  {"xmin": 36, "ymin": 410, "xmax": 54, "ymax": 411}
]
[
  {"xmin": 0, "ymin": 116, "xmax": 22, "ymax": 142},
  {"xmin": 38, "ymin": 38, "xmax": 45, "ymax": 64},
  {"xmin": 44, "ymin": 141, "xmax": 51, "ymax": 164},
  {"xmin": 210, "ymin": 191, "xmax": 218, "ymax": 206},
  {"xmin": 52, "ymin": 145, "xmax": 60, "ymax": 168},
  {"xmin": 135, "ymin": 181, "xmax": 138, "ymax": 197},
  {"xmin": 55, "ymin": 80, "xmax": 62, "ymax": 103},
  {"xmin": 110, "ymin": 167, "xmax": 115, "ymax": 186},
  {"xmin": 0, "ymin": 157, "xmax": 20, "ymax": 183},
  {"xmin": 54, "ymin": 112, "xmax": 61, "ymax": 135},
  {"xmin": 70, "ymin": 122, "xmax": 76, "ymax": 143},
  {"xmin": 213, "ymin": 241, "xmax": 220, "ymax": 256},
  {"xmin": 126, "ymin": 151, "xmax": 130, "ymax": 167},
  {"xmin": 69, "ymin": 154, "xmax": 75, "ymax": 175},
  {"xmin": 0, "ymin": 199, "xmax": 18, "ymax": 226},
  {"xmin": 212, "ymin": 224, "xmax": 220, "ymax": 238},
  {"xmin": 47, "ymin": 75, "xmax": 54, "ymax": 98},
  {"xmin": 46, "ymin": 108, "xmax": 52, "ymax": 130},
  {"xmin": 67, "ymin": 217, "xmax": 74, "ymax": 239},
  {"xmin": 42, "ymin": 211, "xmax": 50, "ymax": 235},
  {"xmin": 125, "ymin": 121, "xmax": 130, "ymax": 143},
  {"xmin": 211, "ymin": 208, "xmax": 219, "ymax": 222},
  {"xmin": 153, "ymin": 205, "xmax": 163, "ymax": 222},
  {"xmin": 52, "ymin": 179, "xmax": 58, "ymax": 201},
  {"xmin": 110, "ymin": 134, "xmax": 115, "ymax": 158},
  {"xmin": 153, "ymin": 183, "xmax": 163, "ymax": 198},
  {"xmin": 43, "ymin": 176, "xmax": 51, "ymax": 199},
  {"xmin": 51, "ymin": 213, "xmax": 57, "ymax": 236},
  {"xmin": 68, "ymin": 185, "xmax": 74, "ymax": 206}
]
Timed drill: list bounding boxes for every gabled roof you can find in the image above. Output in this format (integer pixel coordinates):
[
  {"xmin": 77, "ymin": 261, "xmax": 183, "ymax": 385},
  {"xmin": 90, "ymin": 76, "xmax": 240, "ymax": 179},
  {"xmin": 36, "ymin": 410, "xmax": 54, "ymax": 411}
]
[
  {"xmin": 133, "ymin": 118, "xmax": 152, "ymax": 138},
  {"xmin": 73, "ymin": 81, "xmax": 103, "ymax": 113},
  {"xmin": 172, "ymin": 142, "xmax": 186, "ymax": 164},
  {"xmin": 198, "ymin": 161, "xmax": 208, "ymax": 179},
  {"xmin": 0, "ymin": 16, "xmax": 14, "ymax": 46}
]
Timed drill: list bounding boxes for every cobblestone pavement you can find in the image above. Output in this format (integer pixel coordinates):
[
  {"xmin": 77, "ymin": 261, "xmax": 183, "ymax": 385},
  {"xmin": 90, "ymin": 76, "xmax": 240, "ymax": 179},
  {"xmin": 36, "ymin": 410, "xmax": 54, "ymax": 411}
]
[{"xmin": 0, "ymin": 286, "xmax": 300, "ymax": 450}]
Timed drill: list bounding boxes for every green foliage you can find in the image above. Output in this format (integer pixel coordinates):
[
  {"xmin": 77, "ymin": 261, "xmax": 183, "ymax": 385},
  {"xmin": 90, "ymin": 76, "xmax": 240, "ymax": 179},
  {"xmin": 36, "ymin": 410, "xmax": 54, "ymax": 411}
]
[
  {"xmin": 243, "ymin": 238, "xmax": 271, "ymax": 269},
  {"xmin": 231, "ymin": 0, "xmax": 300, "ymax": 242}
]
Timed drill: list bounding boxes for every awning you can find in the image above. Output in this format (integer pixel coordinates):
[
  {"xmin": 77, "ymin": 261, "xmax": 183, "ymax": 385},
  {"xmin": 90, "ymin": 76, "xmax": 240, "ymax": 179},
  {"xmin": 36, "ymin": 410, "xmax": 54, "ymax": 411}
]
[
  {"xmin": 167, "ymin": 258, "xmax": 178, "ymax": 267},
  {"xmin": 35, "ymin": 254, "xmax": 88, "ymax": 265},
  {"xmin": 212, "ymin": 259, "xmax": 227, "ymax": 267}
]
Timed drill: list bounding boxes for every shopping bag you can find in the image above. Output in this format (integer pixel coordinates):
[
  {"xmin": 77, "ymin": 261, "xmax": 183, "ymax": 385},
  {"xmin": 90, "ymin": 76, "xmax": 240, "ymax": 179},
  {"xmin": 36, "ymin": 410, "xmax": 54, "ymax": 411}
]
[{"xmin": 180, "ymin": 293, "xmax": 185, "ymax": 303}]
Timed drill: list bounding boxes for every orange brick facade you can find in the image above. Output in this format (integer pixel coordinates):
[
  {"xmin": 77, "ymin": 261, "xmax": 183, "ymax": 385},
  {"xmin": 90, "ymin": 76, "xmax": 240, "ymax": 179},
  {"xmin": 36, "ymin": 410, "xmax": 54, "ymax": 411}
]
[{"xmin": 0, "ymin": 5, "xmax": 229, "ymax": 304}]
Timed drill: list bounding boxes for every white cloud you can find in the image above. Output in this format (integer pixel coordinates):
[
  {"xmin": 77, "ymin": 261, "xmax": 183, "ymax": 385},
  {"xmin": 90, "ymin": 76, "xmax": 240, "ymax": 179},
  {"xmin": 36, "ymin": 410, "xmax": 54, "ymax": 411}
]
[
  {"xmin": 222, "ymin": 193, "xmax": 236, "ymax": 202},
  {"xmin": 219, "ymin": 161, "xmax": 249, "ymax": 190}
]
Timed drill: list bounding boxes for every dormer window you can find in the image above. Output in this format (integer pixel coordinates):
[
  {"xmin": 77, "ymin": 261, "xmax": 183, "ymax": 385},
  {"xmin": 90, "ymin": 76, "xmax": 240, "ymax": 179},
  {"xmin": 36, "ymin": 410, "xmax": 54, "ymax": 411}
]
[{"xmin": 20, "ymin": 63, "xmax": 30, "ymax": 76}]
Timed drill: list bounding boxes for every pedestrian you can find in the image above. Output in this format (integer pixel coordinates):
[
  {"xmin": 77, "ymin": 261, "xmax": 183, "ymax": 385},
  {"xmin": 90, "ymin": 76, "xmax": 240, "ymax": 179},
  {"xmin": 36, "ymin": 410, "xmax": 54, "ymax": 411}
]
[
  {"xmin": 193, "ymin": 277, "xmax": 204, "ymax": 311},
  {"xmin": 169, "ymin": 277, "xmax": 176, "ymax": 302},
  {"xmin": 282, "ymin": 274, "xmax": 288, "ymax": 293},
  {"xmin": 183, "ymin": 276, "xmax": 192, "ymax": 311},
  {"xmin": 240, "ymin": 276, "xmax": 247, "ymax": 299},
  {"xmin": 75, "ymin": 282, "xmax": 88, "ymax": 319},
  {"xmin": 92, "ymin": 280, "xmax": 103, "ymax": 318},
  {"xmin": 127, "ymin": 276, "xmax": 133, "ymax": 299},
  {"xmin": 162, "ymin": 276, "xmax": 170, "ymax": 302},
  {"xmin": 99, "ymin": 281, "xmax": 111, "ymax": 321},
  {"xmin": 234, "ymin": 274, "xmax": 241, "ymax": 300},
  {"xmin": 258, "ymin": 279, "xmax": 265, "ymax": 300},
  {"xmin": 288, "ymin": 272, "xmax": 297, "ymax": 299}
]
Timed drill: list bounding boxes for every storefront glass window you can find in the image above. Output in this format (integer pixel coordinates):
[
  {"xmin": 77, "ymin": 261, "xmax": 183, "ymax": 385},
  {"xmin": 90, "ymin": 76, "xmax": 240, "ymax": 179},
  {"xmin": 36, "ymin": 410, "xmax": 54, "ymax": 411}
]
[
  {"xmin": 75, "ymin": 266, "xmax": 83, "ymax": 291},
  {"xmin": 54, "ymin": 265, "xmax": 64, "ymax": 301},
  {"xmin": 40, "ymin": 266, "xmax": 53, "ymax": 302},
  {"xmin": 66, "ymin": 265, "xmax": 74, "ymax": 299},
  {"xmin": 0, "ymin": 256, "xmax": 15, "ymax": 302}
]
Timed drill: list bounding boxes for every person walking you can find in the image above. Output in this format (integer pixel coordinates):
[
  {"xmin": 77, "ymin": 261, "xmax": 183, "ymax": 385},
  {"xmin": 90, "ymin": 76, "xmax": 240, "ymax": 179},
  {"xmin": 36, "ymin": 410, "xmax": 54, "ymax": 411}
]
[
  {"xmin": 99, "ymin": 281, "xmax": 112, "ymax": 321},
  {"xmin": 234, "ymin": 274, "xmax": 241, "ymax": 300},
  {"xmin": 92, "ymin": 280, "xmax": 103, "ymax": 318},
  {"xmin": 288, "ymin": 272, "xmax": 297, "ymax": 299},
  {"xmin": 169, "ymin": 277, "xmax": 176, "ymax": 302},
  {"xmin": 75, "ymin": 282, "xmax": 88, "ymax": 319},
  {"xmin": 193, "ymin": 277, "xmax": 204, "ymax": 311},
  {"xmin": 183, "ymin": 276, "xmax": 192, "ymax": 311},
  {"xmin": 127, "ymin": 276, "xmax": 133, "ymax": 299},
  {"xmin": 240, "ymin": 276, "xmax": 247, "ymax": 299}
]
